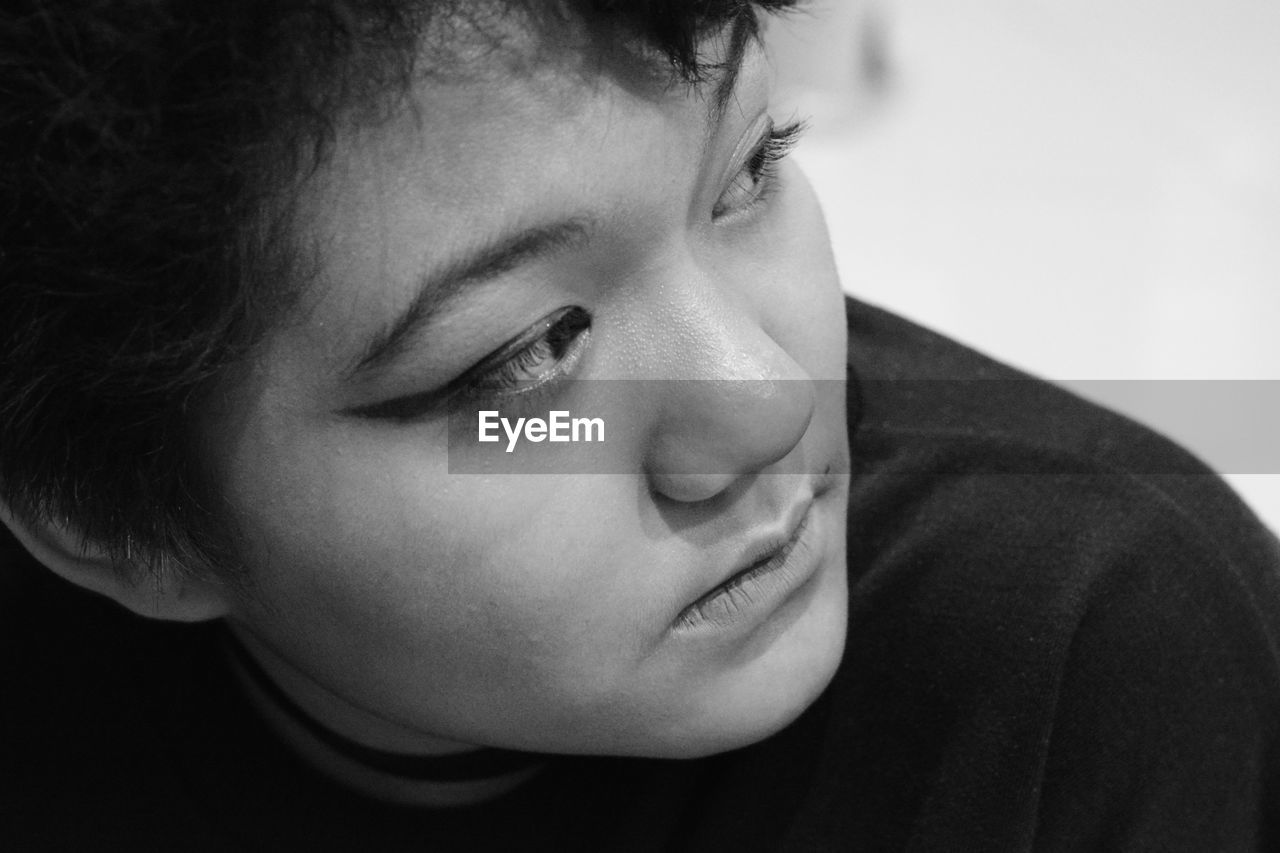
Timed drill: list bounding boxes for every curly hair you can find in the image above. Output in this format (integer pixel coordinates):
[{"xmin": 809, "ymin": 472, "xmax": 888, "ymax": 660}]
[{"xmin": 0, "ymin": 0, "xmax": 795, "ymax": 582}]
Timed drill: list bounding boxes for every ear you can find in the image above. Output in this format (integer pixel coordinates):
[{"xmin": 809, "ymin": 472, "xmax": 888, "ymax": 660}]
[{"xmin": 0, "ymin": 501, "xmax": 231, "ymax": 622}]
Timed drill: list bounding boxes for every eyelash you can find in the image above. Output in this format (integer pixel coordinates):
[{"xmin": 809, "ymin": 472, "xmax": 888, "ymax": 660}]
[
  {"xmin": 712, "ymin": 118, "xmax": 808, "ymax": 220},
  {"xmin": 352, "ymin": 306, "xmax": 592, "ymax": 421}
]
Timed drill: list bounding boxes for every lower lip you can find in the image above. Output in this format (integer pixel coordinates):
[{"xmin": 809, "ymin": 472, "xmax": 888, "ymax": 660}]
[{"xmin": 672, "ymin": 503, "xmax": 824, "ymax": 635}]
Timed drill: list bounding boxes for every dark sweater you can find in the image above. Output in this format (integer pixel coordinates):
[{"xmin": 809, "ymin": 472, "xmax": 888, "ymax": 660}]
[{"xmin": 3, "ymin": 297, "xmax": 1278, "ymax": 851}]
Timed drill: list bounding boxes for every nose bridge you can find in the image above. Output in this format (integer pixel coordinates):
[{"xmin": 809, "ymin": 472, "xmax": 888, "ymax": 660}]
[
  {"xmin": 641, "ymin": 260, "xmax": 815, "ymax": 503},
  {"xmin": 640, "ymin": 254, "xmax": 799, "ymax": 381}
]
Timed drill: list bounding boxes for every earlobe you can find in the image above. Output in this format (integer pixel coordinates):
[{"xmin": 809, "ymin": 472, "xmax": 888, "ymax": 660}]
[{"xmin": 0, "ymin": 501, "xmax": 231, "ymax": 623}]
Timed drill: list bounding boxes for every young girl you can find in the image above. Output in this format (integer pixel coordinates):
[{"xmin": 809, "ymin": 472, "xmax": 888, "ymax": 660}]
[{"xmin": 2, "ymin": 2, "xmax": 1277, "ymax": 849}]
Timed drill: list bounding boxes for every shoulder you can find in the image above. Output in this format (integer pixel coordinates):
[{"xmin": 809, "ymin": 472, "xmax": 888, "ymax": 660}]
[
  {"xmin": 828, "ymin": 296, "xmax": 1280, "ymax": 848},
  {"xmin": 842, "ymin": 294, "xmax": 1280, "ymax": 623},
  {"xmin": 0, "ymin": 530, "xmax": 233, "ymax": 848}
]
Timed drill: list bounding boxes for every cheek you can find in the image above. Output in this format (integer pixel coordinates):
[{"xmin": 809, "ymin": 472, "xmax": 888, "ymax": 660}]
[
  {"xmin": 756, "ymin": 163, "xmax": 848, "ymax": 380},
  {"xmin": 220, "ymin": 426, "xmax": 661, "ymax": 686}
]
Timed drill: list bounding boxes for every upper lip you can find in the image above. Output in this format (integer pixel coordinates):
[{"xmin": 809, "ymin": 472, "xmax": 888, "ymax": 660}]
[{"xmin": 688, "ymin": 492, "xmax": 816, "ymax": 607}]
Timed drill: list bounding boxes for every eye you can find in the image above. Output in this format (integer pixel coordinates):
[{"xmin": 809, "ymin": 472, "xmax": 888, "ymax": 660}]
[
  {"xmin": 460, "ymin": 305, "xmax": 591, "ymax": 400},
  {"xmin": 349, "ymin": 306, "xmax": 592, "ymax": 422},
  {"xmin": 712, "ymin": 119, "xmax": 808, "ymax": 220}
]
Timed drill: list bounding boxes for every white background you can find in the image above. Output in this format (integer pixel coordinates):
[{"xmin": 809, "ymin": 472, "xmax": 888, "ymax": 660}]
[{"xmin": 773, "ymin": 0, "xmax": 1280, "ymax": 532}]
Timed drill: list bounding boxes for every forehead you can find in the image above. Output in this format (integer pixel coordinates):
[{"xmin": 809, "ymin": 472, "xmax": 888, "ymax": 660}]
[
  {"xmin": 299, "ymin": 7, "xmax": 738, "ymax": 224},
  {"xmin": 303, "ymin": 19, "xmax": 635, "ymax": 239},
  {"xmin": 273, "ymin": 15, "xmax": 758, "ymax": 375}
]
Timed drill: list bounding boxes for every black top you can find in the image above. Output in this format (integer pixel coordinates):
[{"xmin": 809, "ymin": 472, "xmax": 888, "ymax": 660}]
[{"xmin": 3, "ymin": 297, "xmax": 1278, "ymax": 851}]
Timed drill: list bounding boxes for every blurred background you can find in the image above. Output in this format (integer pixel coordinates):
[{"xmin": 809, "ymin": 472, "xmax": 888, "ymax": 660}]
[{"xmin": 769, "ymin": 0, "xmax": 1280, "ymax": 532}]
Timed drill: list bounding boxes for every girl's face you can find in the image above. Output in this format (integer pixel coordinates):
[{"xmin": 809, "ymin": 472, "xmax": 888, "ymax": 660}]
[{"xmin": 210, "ymin": 21, "xmax": 851, "ymax": 759}]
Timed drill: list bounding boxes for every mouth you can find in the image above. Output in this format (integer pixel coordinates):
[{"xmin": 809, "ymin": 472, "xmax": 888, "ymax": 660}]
[{"xmin": 672, "ymin": 497, "xmax": 821, "ymax": 633}]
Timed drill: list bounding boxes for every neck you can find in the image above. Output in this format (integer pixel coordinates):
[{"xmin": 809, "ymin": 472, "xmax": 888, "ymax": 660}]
[{"xmin": 222, "ymin": 626, "xmax": 547, "ymax": 807}]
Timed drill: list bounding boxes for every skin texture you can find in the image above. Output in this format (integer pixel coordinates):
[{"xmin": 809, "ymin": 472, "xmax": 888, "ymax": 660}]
[{"xmin": 203, "ymin": 19, "xmax": 852, "ymax": 772}]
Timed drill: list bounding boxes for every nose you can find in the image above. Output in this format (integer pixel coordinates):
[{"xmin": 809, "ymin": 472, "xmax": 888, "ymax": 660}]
[{"xmin": 642, "ymin": 294, "xmax": 815, "ymax": 504}]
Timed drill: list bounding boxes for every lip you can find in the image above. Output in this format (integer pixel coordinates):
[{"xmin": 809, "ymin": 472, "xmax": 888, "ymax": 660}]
[{"xmin": 672, "ymin": 495, "xmax": 822, "ymax": 634}]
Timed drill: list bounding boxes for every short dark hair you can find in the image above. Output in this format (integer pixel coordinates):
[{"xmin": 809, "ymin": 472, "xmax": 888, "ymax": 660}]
[{"xmin": 0, "ymin": 0, "xmax": 794, "ymax": 581}]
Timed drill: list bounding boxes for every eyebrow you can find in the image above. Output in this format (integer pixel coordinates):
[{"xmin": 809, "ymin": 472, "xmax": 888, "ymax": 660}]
[{"xmin": 349, "ymin": 217, "xmax": 593, "ymax": 377}]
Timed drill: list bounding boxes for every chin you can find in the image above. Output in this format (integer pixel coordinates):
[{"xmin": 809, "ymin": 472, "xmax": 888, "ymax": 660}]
[{"xmin": 650, "ymin": 563, "xmax": 849, "ymax": 759}]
